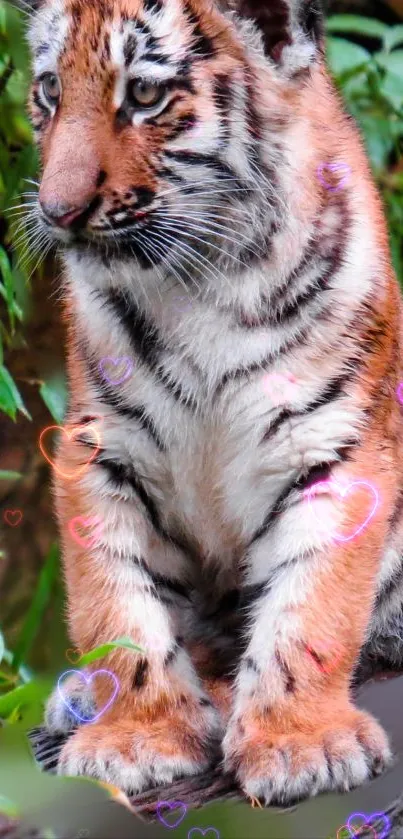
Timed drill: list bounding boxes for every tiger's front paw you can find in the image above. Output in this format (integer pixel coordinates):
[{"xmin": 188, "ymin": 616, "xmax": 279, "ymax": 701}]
[
  {"xmin": 223, "ymin": 706, "xmax": 392, "ymax": 805},
  {"xmin": 45, "ymin": 673, "xmax": 95, "ymax": 735},
  {"xmin": 57, "ymin": 700, "xmax": 222, "ymax": 793}
]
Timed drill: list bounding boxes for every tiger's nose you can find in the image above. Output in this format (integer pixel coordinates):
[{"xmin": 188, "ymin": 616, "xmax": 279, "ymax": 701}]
[{"xmin": 39, "ymin": 199, "xmax": 95, "ymax": 230}]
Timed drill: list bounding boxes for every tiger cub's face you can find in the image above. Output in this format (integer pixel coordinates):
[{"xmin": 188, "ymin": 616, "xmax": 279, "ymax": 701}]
[{"xmin": 27, "ymin": 0, "xmax": 323, "ymax": 283}]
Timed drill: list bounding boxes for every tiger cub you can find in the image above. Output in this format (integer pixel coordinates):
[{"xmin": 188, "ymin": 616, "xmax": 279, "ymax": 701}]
[{"xmin": 23, "ymin": 0, "xmax": 403, "ymax": 805}]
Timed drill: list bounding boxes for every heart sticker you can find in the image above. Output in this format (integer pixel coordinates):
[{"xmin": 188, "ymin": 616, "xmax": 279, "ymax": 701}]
[
  {"xmin": 188, "ymin": 830, "xmax": 220, "ymax": 839},
  {"xmin": 68, "ymin": 515, "xmax": 103, "ymax": 549},
  {"xmin": 396, "ymin": 382, "xmax": 403, "ymax": 405},
  {"xmin": 65, "ymin": 648, "xmax": 84, "ymax": 664},
  {"xmin": 304, "ymin": 479, "xmax": 379, "ymax": 543},
  {"xmin": 346, "ymin": 810, "xmax": 390, "ymax": 839},
  {"xmin": 39, "ymin": 423, "xmax": 101, "ymax": 480},
  {"xmin": 263, "ymin": 372, "xmax": 297, "ymax": 408},
  {"xmin": 3, "ymin": 509, "xmax": 23, "ymax": 527},
  {"xmin": 99, "ymin": 357, "xmax": 133, "ymax": 386},
  {"xmin": 317, "ymin": 162, "xmax": 351, "ymax": 193},
  {"xmin": 156, "ymin": 801, "xmax": 188, "ymax": 829},
  {"xmin": 57, "ymin": 669, "xmax": 119, "ymax": 723}
]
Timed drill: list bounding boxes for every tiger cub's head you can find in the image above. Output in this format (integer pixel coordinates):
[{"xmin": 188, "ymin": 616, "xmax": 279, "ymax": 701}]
[{"xmin": 23, "ymin": 0, "xmax": 325, "ymax": 285}]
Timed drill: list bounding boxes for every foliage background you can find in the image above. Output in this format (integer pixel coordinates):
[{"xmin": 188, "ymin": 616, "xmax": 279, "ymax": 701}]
[{"xmin": 0, "ymin": 0, "xmax": 403, "ymax": 834}]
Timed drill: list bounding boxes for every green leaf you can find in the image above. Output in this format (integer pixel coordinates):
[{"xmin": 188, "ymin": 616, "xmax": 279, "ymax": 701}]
[
  {"xmin": 0, "ymin": 364, "xmax": 31, "ymax": 421},
  {"xmin": 0, "ymin": 246, "xmax": 15, "ymax": 330},
  {"xmin": 380, "ymin": 71, "xmax": 403, "ymax": 113},
  {"xmin": 0, "ymin": 795, "xmax": 19, "ymax": 819},
  {"xmin": 358, "ymin": 114, "xmax": 395, "ymax": 171},
  {"xmin": 2, "ymin": 649, "xmax": 33, "ymax": 684},
  {"xmin": 327, "ymin": 37, "xmax": 371, "ymax": 78},
  {"xmin": 77, "ymin": 636, "xmax": 144, "ymax": 667},
  {"xmin": 375, "ymin": 50, "xmax": 403, "ymax": 76},
  {"xmin": 327, "ymin": 15, "xmax": 387, "ymax": 39},
  {"xmin": 383, "ymin": 24, "xmax": 403, "ymax": 53},
  {"xmin": 39, "ymin": 377, "xmax": 66, "ymax": 424},
  {"xmin": 0, "ymin": 680, "xmax": 49, "ymax": 718},
  {"xmin": 12, "ymin": 544, "xmax": 59, "ymax": 670},
  {"xmin": 0, "ymin": 470, "xmax": 21, "ymax": 480}
]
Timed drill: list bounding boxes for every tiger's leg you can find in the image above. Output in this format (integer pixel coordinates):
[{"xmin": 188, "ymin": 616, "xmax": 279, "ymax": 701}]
[
  {"xmin": 223, "ymin": 468, "xmax": 394, "ymax": 804},
  {"xmin": 355, "ymin": 503, "xmax": 403, "ymax": 681},
  {"xmin": 47, "ymin": 429, "xmax": 222, "ymax": 792}
]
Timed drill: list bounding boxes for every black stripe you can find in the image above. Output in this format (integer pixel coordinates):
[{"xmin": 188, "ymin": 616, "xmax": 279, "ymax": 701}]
[
  {"xmin": 248, "ymin": 450, "xmax": 355, "ymax": 547},
  {"xmin": 164, "ymin": 150, "xmax": 249, "ymax": 193},
  {"xmin": 165, "ymin": 112, "xmax": 196, "ymax": 141},
  {"xmin": 389, "ymin": 487, "xmax": 403, "ymax": 532},
  {"xmin": 164, "ymin": 646, "xmax": 178, "ymax": 666},
  {"xmin": 143, "ymin": 0, "xmax": 163, "ymax": 12},
  {"xmin": 244, "ymin": 656, "xmax": 260, "ymax": 674},
  {"xmin": 96, "ymin": 454, "xmax": 197, "ymax": 559},
  {"xmin": 104, "ymin": 289, "xmax": 198, "ymax": 410},
  {"xmin": 132, "ymin": 658, "xmax": 149, "ymax": 688},
  {"xmin": 32, "ymin": 90, "xmax": 49, "ymax": 117},
  {"xmin": 213, "ymin": 73, "xmax": 232, "ymax": 147},
  {"xmin": 275, "ymin": 650, "xmax": 296, "ymax": 693},
  {"xmin": 123, "ymin": 33, "xmax": 137, "ymax": 66},
  {"xmin": 239, "ymin": 581, "xmax": 268, "ymax": 608},
  {"xmin": 261, "ymin": 373, "xmax": 350, "ymax": 443},
  {"xmin": 78, "ymin": 338, "xmax": 165, "ymax": 449},
  {"xmin": 96, "ymin": 454, "xmax": 164, "ymax": 528},
  {"xmin": 183, "ymin": 0, "xmax": 214, "ymax": 59},
  {"xmin": 131, "ymin": 555, "xmax": 190, "ymax": 600}
]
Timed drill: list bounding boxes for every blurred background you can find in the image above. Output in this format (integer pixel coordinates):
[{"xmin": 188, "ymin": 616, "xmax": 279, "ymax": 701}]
[{"xmin": 0, "ymin": 0, "xmax": 403, "ymax": 835}]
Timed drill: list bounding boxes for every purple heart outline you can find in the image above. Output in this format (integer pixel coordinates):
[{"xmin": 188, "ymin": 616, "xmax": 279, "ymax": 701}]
[
  {"xmin": 396, "ymin": 382, "xmax": 403, "ymax": 405},
  {"xmin": 188, "ymin": 829, "xmax": 220, "ymax": 839},
  {"xmin": 347, "ymin": 811, "xmax": 391, "ymax": 839},
  {"xmin": 317, "ymin": 162, "xmax": 351, "ymax": 193},
  {"xmin": 57, "ymin": 668, "xmax": 119, "ymax": 724},
  {"xmin": 99, "ymin": 357, "xmax": 133, "ymax": 386},
  {"xmin": 156, "ymin": 800, "xmax": 187, "ymax": 829}
]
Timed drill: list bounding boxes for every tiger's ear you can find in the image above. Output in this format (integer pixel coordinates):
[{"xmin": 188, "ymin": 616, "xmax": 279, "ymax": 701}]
[{"xmin": 233, "ymin": 0, "xmax": 325, "ymax": 75}]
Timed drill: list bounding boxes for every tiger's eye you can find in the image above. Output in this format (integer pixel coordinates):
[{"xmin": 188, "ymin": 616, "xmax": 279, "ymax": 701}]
[
  {"xmin": 128, "ymin": 79, "xmax": 165, "ymax": 109},
  {"xmin": 41, "ymin": 73, "xmax": 61, "ymax": 105}
]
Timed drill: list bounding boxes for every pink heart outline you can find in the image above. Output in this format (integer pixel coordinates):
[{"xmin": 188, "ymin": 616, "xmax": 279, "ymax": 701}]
[
  {"xmin": 396, "ymin": 382, "xmax": 403, "ymax": 406},
  {"xmin": 57, "ymin": 668, "xmax": 119, "ymax": 724},
  {"xmin": 317, "ymin": 162, "xmax": 351, "ymax": 193},
  {"xmin": 304, "ymin": 479, "xmax": 379, "ymax": 543},
  {"xmin": 263, "ymin": 372, "xmax": 297, "ymax": 408},
  {"xmin": 156, "ymin": 800, "xmax": 187, "ymax": 829},
  {"xmin": 68, "ymin": 515, "xmax": 103, "ymax": 549},
  {"xmin": 188, "ymin": 829, "xmax": 220, "ymax": 839},
  {"xmin": 3, "ymin": 509, "xmax": 23, "ymax": 527},
  {"xmin": 305, "ymin": 639, "xmax": 344, "ymax": 675},
  {"xmin": 99, "ymin": 357, "xmax": 133, "ymax": 386},
  {"xmin": 347, "ymin": 811, "xmax": 390, "ymax": 839}
]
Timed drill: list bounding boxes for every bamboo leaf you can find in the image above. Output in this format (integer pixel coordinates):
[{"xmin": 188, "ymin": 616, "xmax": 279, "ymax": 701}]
[
  {"xmin": 0, "ymin": 680, "xmax": 49, "ymax": 717},
  {"xmin": 12, "ymin": 544, "xmax": 59, "ymax": 670},
  {"xmin": 39, "ymin": 377, "xmax": 66, "ymax": 424},
  {"xmin": 77, "ymin": 636, "xmax": 144, "ymax": 667},
  {"xmin": 0, "ymin": 470, "xmax": 22, "ymax": 480},
  {"xmin": 0, "ymin": 364, "xmax": 31, "ymax": 420}
]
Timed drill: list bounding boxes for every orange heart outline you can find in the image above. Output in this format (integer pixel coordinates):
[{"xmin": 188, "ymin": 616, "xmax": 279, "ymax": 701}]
[
  {"xmin": 65, "ymin": 648, "xmax": 84, "ymax": 664},
  {"xmin": 39, "ymin": 423, "xmax": 101, "ymax": 480}
]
